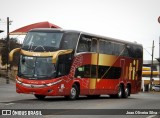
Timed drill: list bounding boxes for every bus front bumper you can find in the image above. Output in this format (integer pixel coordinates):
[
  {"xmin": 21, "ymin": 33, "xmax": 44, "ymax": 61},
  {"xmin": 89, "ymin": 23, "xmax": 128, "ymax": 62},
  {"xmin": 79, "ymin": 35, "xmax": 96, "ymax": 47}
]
[{"xmin": 16, "ymin": 79, "xmax": 67, "ymax": 96}]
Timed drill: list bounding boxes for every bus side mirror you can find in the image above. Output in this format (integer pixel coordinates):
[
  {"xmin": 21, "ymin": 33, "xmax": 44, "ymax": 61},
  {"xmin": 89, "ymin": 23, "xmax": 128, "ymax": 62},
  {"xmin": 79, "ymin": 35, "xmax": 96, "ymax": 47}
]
[{"xmin": 9, "ymin": 48, "xmax": 21, "ymax": 62}]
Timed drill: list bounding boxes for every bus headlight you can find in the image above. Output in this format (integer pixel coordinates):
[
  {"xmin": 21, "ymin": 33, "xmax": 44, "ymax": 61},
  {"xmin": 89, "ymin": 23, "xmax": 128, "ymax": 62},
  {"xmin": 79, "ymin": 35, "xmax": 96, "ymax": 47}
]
[{"xmin": 16, "ymin": 79, "xmax": 22, "ymax": 84}]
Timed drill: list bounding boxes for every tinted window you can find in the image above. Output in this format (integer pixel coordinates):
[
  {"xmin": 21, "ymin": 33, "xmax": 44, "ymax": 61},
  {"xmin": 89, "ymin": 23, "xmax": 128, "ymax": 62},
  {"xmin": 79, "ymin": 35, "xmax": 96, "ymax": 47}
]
[
  {"xmin": 134, "ymin": 46, "xmax": 143, "ymax": 58},
  {"xmin": 98, "ymin": 66, "xmax": 121, "ymax": 79},
  {"xmin": 99, "ymin": 40, "xmax": 125, "ymax": 56},
  {"xmin": 75, "ymin": 65, "xmax": 121, "ymax": 79},
  {"xmin": 22, "ymin": 32, "xmax": 63, "ymax": 52},
  {"xmin": 91, "ymin": 39, "xmax": 98, "ymax": 52},
  {"xmin": 61, "ymin": 32, "xmax": 79, "ymax": 50},
  {"xmin": 77, "ymin": 35, "xmax": 91, "ymax": 53},
  {"xmin": 113, "ymin": 43, "xmax": 125, "ymax": 55},
  {"xmin": 122, "ymin": 46, "xmax": 129, "ymax": 57},
  {"xmin": 75, "ymin": 65, "xmax": 97, "ymax": 78},
  {"xmin": 57, "ymin": 54, "xmax": 73, "ymax": 77},
  {"xmin": 127, "ymin": 45, "xmax": 143, "ymax": 58},
  {"xmin": 99, "ymin": 40, "xmax": 112, "ymax": 54}
]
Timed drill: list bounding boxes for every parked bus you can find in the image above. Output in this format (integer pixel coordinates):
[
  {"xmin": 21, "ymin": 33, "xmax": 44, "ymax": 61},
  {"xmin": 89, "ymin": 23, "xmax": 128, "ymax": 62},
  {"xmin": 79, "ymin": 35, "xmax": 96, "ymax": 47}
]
[{"xmin": 9, "ymin": 28, "xmax": 143, "ymax": 100}]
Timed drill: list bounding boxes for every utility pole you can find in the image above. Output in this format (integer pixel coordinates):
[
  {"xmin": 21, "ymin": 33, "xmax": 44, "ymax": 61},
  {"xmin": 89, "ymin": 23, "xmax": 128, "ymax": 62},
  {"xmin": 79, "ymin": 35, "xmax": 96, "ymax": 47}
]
[
  {"xmin": 150, "ymin": 40, "xmax": 154, "ymax": 90},
  {"xmin": 156, "ymin": 38, "xmax": 160, "ymax": 84},
  {"xmin": 6, "ymin": 17, "xmax": 10, "ymax": 84},
  {"xmin": 158, "ymin": 36, "xmax": 160, "ymax": 84},
  {"xmin": 158, "ymin": 16, "xmax": 160, "ymax": 85}
]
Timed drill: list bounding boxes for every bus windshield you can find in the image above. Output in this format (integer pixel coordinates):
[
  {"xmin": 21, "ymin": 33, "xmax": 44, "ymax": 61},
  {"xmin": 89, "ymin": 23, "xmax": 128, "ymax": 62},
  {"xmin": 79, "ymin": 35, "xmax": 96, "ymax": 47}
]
[
  {"xmin": 18, "ymin": 55, "xmax": 56, "ymax": 79},
  {"xmin": 22, "ymin": 32, "xmax": 63, "ymax": 52}
]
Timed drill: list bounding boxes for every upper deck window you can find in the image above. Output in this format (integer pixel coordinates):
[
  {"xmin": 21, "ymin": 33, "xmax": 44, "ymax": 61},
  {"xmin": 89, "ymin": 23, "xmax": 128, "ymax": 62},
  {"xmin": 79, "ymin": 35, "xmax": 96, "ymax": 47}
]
[
  {"xmin": 77, "ymin": 34, "xmax": 98, "ymax": 53},
  {"xmin": 22, "ymin": 32, "xmax": 63, "ymax": 52},
  {"xmin": 61, "ymin": 32, "xmax": 79, "ymax": 50},
  {"xmin": 77, "ymin": 35, "xmax": 91, "ymax": 53}
]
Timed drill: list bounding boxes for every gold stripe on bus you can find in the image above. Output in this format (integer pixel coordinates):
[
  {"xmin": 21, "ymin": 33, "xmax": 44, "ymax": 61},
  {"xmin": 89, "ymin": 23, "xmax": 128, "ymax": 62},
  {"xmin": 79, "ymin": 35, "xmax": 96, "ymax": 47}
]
[
  {"xmin": 129, "ymin": 63, "xmax": 132, "ymax": 80},
  {"xmin": 89, "ymin": 78, "xmax": 97, "ymax": 89},
  {"xmin": 135, "ymin": 60, "xmax": 139, "ymax": 80},
  {"xmin": 89, "ymin": 54, "xmax": 117, "ymax": 90},
  {"xmin": 21, "ymin": 49, "xmax": 55, "ymax": 56},
  {"xmin": 9, "ymin": 48, "xmax": 21, "ymax": 62},
  {"xmin": 20, "ymin": 49, "xmax": 73, "ymax": 63},
  {"xmin": 51, "ymin": 49, "xmax": 73, "ymax": 63},
  {"xmin": 90, "ymin": 54, "xmax": 98, "ymax": 90},
  {"xmin": 98, "ymin": 54, "xmax": 117, "ymax": 66},
  {"xmin": 132, "ymin": 67, "xmax": 135, "ymax": 80},
  {"xmin": 91, "ymin": 53, "xmax": 98, "ymax": 65},
  {"xmin": 132, "ymin": 60, "xmax": 135, "ymax": 80},
  {"xmin": 125, "ymin": 66, "xmax": 129, "ymax": 79}
]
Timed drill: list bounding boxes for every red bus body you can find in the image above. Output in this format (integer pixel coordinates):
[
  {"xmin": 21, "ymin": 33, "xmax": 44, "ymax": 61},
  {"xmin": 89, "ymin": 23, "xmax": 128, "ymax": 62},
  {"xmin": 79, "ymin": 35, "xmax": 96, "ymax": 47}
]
[
  {"xmin": 16, "ymin": 53, "xmax": 142, "ymax": 96},
  {"xmin": 12, "ymin": 29, "xmax": 142, "ymax": 99}
]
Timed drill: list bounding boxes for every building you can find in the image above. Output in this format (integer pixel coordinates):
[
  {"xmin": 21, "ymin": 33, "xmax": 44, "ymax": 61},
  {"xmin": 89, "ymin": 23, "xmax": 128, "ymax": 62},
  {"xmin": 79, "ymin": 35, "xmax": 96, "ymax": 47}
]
[{"xmin": 142, "ymin": 60, "xmax": 160, "ymax": 91}]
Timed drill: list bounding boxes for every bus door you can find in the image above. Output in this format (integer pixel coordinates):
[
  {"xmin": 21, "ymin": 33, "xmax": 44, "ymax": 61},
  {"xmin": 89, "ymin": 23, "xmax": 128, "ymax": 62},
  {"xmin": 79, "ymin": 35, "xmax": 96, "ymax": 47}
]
[{"xmin": 89, "ymin": 38, "xmax": 98, "ymax": 94}]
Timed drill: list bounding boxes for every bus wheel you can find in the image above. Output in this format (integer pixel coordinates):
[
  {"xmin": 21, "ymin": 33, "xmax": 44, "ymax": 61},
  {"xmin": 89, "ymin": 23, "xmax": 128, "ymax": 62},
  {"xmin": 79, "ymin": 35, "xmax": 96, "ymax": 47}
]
[
  {"xmin": 66, "ymin": 84, "xmax": 79, "ymax": 100},
  {"xmin": 34, "ymin": 94, "xmax": 46, "ymax": 100},
  {"xmin": 123, "ymin": 86, "xmax": 129, "ymax": 98},
  {"xmin": 117, "ymin": 85, "xmax": 123, "ymax": 98}
]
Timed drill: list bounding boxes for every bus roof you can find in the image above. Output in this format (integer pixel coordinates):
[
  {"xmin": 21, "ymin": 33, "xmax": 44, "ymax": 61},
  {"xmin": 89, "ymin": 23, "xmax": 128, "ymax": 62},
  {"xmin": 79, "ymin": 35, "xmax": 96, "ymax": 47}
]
[{"xmin": 29, "ymin": 28, "xmax": 143, "ymax": 47}]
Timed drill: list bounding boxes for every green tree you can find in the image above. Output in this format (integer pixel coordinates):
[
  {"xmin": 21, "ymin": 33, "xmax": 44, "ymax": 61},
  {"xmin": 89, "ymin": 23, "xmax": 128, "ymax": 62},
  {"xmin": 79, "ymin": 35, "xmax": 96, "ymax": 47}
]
[{"xmin": 0, "ymin": 38, "xmax": 22, "ymax": 67}]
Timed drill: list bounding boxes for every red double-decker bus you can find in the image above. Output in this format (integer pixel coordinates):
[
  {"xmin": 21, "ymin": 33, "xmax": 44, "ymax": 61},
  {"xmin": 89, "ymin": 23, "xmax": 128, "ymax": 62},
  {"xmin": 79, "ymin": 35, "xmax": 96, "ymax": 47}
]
[{"xmin": 9, "ymin": 28, "xmax": 143, "ymax": 100}]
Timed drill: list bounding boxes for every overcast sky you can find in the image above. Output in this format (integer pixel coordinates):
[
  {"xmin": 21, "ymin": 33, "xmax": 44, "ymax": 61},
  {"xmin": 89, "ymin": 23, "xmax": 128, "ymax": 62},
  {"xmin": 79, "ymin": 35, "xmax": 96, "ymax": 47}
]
[{"xmin": 0, "ymin": 0, "xmax": 160, "ymax": 60}]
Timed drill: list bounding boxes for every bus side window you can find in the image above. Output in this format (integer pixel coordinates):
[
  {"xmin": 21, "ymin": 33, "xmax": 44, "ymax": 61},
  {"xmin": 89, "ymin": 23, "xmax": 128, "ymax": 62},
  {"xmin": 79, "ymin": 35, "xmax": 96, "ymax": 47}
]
[
  {"xmin": 91, "ymin": 38, "xmax": 98, "ymax": 52},
  {"xmin": 99, "ymin": 40, "xmax": 112, "ymax": 55},
  {"xmin": 134, "ymin": 46, "xmax": 143, "ymax": 58},
  {"xmin": 77, "ymin": 43, "xmax": 88, "ymax": 52},
  {"xmin": 77, "ymin": 35, "xmax": 91, "ymax": 53},
  {"xmin": 98, "ymin": 66, "xmax": 121, "ymax": 79},
  {"xmin": 127, "ymin": 45, "xmax": 135, "ymax": 58},
  {"xmin": 75, "ymin": 65, "xmax": 91, "ymax": 78},
  {"xmin": 99, "ymin": 40, "xmax": 105, "ymax": 54},
  {"xmin": 61, "ymin": 32, "xmax": 79, "ymax": 50},
  {"xmin": 122, "ymin": 45, "xmax": 129, "ymax": 57}
]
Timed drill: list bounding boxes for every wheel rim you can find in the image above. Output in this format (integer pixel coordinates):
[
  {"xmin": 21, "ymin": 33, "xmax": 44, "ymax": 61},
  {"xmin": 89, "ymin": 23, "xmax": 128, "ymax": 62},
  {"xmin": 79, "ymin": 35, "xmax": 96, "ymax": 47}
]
[
  {"xmin": 125, "ymin": 88, "xmax": 129, "ymax": 97},
  {"xmin": 118, "ymin": 87, "xmax": 122, "ymax": 98},
  {"xmin": 71, "ymin": 87, "xmax": 76, "ymax": 99}
]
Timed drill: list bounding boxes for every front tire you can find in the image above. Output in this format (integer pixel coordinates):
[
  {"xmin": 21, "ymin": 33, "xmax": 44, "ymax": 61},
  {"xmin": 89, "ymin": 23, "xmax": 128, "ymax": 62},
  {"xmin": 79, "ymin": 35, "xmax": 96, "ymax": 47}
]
[{"xmin": 65, "ymin": 84, "xmax": 79, "ymax": 100}]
